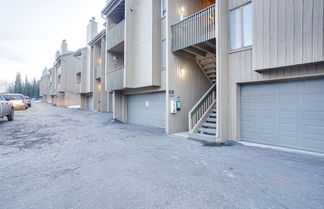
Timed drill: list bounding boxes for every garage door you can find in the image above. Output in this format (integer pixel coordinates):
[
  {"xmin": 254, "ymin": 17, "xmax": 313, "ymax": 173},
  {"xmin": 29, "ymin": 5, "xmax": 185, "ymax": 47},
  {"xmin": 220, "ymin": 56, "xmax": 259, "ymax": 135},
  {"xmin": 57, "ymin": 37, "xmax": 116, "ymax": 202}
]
[
  {"xmin": 128, "ymin": 92, "xmax": 165, "ymax": 128},
  {"xmin": 241, "ymin": 78, "xmax": 324, "ymax": 153},
  {"xmin": 87, "ymin": 96, "xmax": 93, "ymax": 111}
]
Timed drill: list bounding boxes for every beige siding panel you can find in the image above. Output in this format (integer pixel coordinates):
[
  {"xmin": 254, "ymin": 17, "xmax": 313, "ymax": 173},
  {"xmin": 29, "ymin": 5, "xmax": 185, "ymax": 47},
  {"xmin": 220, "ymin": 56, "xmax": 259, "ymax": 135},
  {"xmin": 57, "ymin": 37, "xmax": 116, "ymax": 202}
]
[
  {"xmin": 313, "ymin": 0, "xmax": 324, "ymax": 62},
  {"xmin": 303, "ymin": 0, "xmax": 314, "ymax": 63},
  {"xmin": 228, "ymin": 0, "xmax": 251, "ymax": 10},
  {"xmin": 294, "ymin": 0, "xmax": 303, "ymax": 63},
  {"xmin": 277, "ymin": 0, "xmax": 286, "ymax": 67},
  {"xmin": 253, "ymin": 0, "xmax": 324, "ymax": 70},
  {"xmin": 262, "ymin": 0, "xmax": 270, "ymax": 68},
  {"xmin": 285, "ymin": 0, "xmax": 294, "ymax": 66},
  {"xmin": 269, "ymin": 0, "xmax": 278, "ymax": 67}
]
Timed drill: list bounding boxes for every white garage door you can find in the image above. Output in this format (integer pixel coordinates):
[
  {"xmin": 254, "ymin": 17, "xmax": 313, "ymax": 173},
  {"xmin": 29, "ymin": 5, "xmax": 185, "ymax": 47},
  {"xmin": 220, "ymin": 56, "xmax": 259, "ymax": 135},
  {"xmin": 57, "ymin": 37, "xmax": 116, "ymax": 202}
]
[
  {"xmin": 128, "ymin": 92, "xmax": 166, "ymax": 128},
  {"xmin": 87, "ymin": 96, "xmax": 93, "ymax": 111},
  {"xmin": 241, "ymin": 78, "xmax": 324, "ymax": 153}
]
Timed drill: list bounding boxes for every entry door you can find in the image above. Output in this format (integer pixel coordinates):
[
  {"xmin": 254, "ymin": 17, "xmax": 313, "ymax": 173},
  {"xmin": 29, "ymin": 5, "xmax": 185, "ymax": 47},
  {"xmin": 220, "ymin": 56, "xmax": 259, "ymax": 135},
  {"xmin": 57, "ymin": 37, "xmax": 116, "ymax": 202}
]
[
  {"xmin": 240, "ymin": 78, "xmax": 324, "ymax": 153},
  {"xmin": 87, "ymin": 96, "xmax": 93, "ymax": 111}
]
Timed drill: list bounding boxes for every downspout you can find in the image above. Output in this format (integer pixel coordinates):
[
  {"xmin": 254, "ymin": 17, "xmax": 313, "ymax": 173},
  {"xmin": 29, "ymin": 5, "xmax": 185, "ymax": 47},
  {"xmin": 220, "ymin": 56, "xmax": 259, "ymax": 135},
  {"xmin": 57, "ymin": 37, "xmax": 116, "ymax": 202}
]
[{"xmin": 215, "ymin": 0, "xmax": 220, "ymax": 142}]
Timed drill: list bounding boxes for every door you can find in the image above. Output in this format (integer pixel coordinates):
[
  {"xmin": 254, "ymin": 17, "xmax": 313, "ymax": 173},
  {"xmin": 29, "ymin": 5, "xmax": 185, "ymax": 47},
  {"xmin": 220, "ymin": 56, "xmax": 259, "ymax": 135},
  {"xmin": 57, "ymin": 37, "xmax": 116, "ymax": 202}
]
[
  {"xmin": 127, "ymin": 92, "xmax": 166, "ymax": 128},
  {"xmin": 87, "ymin": 96, "xmax": 94, "ymax": 111},
  {"xmin": 240, "ymin": 78, "xmax": 324, "ymax": 153}
]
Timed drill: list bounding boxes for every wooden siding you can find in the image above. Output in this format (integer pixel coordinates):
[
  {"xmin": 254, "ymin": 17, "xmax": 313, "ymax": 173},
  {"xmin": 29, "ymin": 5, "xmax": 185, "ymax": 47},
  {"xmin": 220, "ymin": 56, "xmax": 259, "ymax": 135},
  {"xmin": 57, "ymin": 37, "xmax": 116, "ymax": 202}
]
[
  {"xmin": 106, "ymin": 66, "xmax": 124, "ymax": 91},
  {"xmin": 253, "ymin": 0, "xmax": 324, "ymax": 71},
  {"xmin": 107, "ymin": 19, "xmax": 125, "ymax": 51},
  {"xmin": 228, "ymin": 0, "xmax": 251, "ymax": 10}
]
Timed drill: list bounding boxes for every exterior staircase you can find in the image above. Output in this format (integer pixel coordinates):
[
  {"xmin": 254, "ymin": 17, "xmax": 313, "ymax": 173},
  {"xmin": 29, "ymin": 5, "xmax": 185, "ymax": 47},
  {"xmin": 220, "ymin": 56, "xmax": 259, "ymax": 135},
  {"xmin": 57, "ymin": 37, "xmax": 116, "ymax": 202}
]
[
  {"xmin": 190, "ymin": 107, "xmax": 217, "ymax": 141},
  {"xmin": 188, "ymin": 83, "xmax": 217, "ymax": 142},
  {"xmin": 197, "ymin": 56, "xmax": 216, "ymax": 84}
]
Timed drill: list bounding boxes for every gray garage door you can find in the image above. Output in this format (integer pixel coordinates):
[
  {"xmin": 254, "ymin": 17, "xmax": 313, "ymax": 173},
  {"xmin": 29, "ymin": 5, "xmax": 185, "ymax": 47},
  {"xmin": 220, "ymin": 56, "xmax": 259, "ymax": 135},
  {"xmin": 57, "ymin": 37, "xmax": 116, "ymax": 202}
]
[
  {"xmin": 128, "ymin": 92, "xmax": 166, "ymax": 128},
  {"xmin": 87, "ymin": 96, "xmax": 93, "ymax": 111},
  {"xmin": 241, "ymin": 78, "xmax": 324, "ymax": 153}
]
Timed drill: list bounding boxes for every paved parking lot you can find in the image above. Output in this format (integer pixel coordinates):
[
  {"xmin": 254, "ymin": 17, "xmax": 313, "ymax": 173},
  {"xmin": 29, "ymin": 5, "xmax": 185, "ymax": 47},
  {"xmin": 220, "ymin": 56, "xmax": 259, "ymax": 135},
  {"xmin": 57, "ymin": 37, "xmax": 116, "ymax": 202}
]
[{"xmin": 0, "ymin": 103, "xmax": 323, "ymax": 209}]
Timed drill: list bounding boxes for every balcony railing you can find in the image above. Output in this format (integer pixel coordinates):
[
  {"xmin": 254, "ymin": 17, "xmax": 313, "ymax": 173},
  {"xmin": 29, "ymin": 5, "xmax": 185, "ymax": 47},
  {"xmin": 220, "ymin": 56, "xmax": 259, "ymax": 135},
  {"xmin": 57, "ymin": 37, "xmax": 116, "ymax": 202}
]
[
  {"xmin": 95, "ymin": 66, "xmax": 101, "ymax": 79},
  {"xmin": 107, "ymin": 19, "xmax": 125, "ymax": 50},
  {"xmin": 106, "ymin": 66, "xmax": 124, "ymax": 91},
  {"xmin": 171, "ymin": 4, "xmax": 216, "ymax": 52}
]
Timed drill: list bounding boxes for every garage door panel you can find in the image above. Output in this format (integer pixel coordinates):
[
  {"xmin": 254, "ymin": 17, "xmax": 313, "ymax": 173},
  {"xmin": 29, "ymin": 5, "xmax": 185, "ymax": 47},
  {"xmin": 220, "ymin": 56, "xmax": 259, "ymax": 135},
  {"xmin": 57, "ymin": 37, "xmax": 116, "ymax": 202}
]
[
  {"xmin": 241, "ymin": 78, "xmax": 324, "ymax": 153},
  {"xmin": 128, "ymin": 92, "xmax": 165, "ymax": 129},
  {"xmin": 304, "ymin": 79, "xmax": 324, "ymax": 91}
]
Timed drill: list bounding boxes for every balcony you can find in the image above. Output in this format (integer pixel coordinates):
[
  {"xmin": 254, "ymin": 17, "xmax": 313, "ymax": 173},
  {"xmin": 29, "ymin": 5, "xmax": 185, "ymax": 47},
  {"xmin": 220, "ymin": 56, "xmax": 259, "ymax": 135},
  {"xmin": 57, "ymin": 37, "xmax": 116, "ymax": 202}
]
[
  {"xmin": 106, "ymin": 66, "xmax": 124, "ymax": 91},
  {"xmin": 107, "ymin": 19, "xmax": 125, "ymax": 50},
  {"xmin": 95, "ymin": 66, "xmax": 101, "ymax": 80},
  {"xmin": 171, "ymin": 4, "xmax": 216, "ymax": 52}
]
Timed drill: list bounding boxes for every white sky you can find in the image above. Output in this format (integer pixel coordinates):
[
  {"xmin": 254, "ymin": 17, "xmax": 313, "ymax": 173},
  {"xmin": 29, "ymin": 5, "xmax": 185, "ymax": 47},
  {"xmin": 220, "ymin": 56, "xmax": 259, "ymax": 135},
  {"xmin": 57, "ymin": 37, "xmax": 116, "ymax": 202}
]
[{"xmin": 0, "ymin": 0, "xmax": 105, "ymax": 84}]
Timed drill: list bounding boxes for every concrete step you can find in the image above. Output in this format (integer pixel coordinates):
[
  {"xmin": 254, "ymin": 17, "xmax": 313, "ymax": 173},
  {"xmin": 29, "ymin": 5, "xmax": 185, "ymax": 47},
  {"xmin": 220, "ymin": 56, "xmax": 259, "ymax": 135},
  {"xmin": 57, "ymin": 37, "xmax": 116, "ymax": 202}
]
[
  {"xmin": 202, "ymin": 122, "xmax": 216, "ymax": 128},
  {"xmin": 198, "ymin": 128, "xmax": 216, "ymax": 135},
  {"xmin": 189, "ymin": 133, "xmax": 216, "ymax": 142},
  {"xmin": 206, "ymin": 117, "xmax": 217, "ymax": 123}
]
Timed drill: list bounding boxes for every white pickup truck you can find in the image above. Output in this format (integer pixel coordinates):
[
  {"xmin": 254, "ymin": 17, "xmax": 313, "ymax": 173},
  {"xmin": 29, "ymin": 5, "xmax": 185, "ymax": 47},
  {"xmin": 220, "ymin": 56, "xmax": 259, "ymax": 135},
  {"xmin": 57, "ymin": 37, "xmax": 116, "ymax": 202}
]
[{"xmin": 0, "ymin": 94, "xmax": 14, "ymax": 121}]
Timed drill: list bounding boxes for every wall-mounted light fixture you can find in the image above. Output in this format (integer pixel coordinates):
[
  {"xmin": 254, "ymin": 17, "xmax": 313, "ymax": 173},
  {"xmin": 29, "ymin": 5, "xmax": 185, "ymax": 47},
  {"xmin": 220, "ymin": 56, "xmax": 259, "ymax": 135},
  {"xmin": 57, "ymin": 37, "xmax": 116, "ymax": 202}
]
[
  {"xmin": 179, "ymin": 6, "xmax": 185, "ymax": 20},
  {"xmin": 180, "ymin": 68, "xmax": 185, "ymax": 75}
]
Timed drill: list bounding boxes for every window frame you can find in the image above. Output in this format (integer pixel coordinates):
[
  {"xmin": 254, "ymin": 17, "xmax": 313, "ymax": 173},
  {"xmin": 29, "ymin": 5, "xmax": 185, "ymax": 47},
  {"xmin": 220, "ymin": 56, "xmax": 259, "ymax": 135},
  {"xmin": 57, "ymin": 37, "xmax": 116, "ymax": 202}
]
[
  {"xmin": 161, "ymin": 0, "xmax": 167, "ymax": 17},
  {"xmin": 229, "ymin": 2, "xmax": 252, "ymax": 51}
]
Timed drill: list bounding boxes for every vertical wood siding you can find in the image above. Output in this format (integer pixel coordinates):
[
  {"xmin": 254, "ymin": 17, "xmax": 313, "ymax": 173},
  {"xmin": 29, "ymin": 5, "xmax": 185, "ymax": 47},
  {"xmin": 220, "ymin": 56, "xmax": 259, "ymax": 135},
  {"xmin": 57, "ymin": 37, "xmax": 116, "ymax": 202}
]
[{"xmin": 253, "ymin": 0, "xmax": 324, "ymax": 70}]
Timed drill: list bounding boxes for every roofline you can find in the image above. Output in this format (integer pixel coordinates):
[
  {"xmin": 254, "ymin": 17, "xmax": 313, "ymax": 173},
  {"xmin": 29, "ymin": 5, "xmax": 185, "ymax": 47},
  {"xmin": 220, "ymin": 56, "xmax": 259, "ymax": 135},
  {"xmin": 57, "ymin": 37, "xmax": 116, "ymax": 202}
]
[
  {"xmin": 101, "ymin": 0, "xmax": 116, "ymax": 15},
  {"xmin": 73, "ymin": 47, "xmax": 87, "ymax": 57},
  {"xmin": 88, "ymin": 29, "xmax": 106, "ymax": 46},
  {"xmin": 55, "ymin": 52, "xmax": 74, "ymax": 62}
]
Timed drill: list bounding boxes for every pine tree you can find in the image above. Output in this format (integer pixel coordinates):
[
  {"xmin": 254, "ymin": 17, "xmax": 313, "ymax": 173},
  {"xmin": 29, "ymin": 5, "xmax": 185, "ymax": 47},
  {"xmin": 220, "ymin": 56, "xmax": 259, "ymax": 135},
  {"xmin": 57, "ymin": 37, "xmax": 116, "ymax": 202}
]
[{"xmin": 14, "ymin": 72, "xmax": 23, "ymax": 94}]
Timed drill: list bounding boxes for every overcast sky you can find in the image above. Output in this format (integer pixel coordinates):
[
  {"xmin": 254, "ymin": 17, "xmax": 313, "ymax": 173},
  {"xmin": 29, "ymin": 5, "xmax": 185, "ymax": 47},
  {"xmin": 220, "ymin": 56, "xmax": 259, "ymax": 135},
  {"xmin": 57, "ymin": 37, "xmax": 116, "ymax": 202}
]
[{"xmin": 0, "ymin": 0, "xmax": 105, "ymax": 84}]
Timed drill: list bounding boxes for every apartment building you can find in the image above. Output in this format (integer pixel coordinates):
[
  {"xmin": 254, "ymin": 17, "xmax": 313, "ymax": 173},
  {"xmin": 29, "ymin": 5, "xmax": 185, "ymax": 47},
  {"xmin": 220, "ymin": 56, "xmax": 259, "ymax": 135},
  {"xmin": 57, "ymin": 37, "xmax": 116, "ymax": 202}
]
[
  {"xmin": 74, "ymin": 47, "xmax": 92, "ymax": 110},
  {"xmin": 89, "ymin": 28, "xmax": 109, "ymax": 112},
  {"xmin": 101, "ymin": 0, "xmax": 324, "ymax": 154},
  {"xmin": 48, "ymin": 66, "xmax": 57, "ymax": 105},
  {"xmin": 39, "ymin": 68, "xmax": 50, "ymax": 103},
  {"xmin": 101, "ymin": 0, "xmax": 215, "ymax": 133}
]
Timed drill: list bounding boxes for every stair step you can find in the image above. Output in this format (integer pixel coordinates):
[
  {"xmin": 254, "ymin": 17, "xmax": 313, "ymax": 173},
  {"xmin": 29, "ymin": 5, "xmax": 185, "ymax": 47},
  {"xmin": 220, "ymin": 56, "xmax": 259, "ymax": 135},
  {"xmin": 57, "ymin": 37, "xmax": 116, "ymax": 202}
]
[
  {"xmin": 209, "ymin": 74, "xmax": 216, "ymax": 78},
  {"xmin": 202, "ymin": 122, "xmax": 216, "ymax": 128},
  {"xmin": 211, "ymin": 79, "xmax": 216, "ymax": 82},
  {"xmin": 212, "ymin": 109, "xmax": 217, "ymax": 113},
  {"xmin": 198, "ymin": 128, "xmax": 216, "ymax": 135},
  {"xmin": 205, "ymin": 70, "xmax": 216, "ymax": 74},
  {"xmin": 200, "ymin": 59, "xmax": 215, "ymax": 65},
  {"xmin": 209, "ymin": 113, "xmax": 216, "ymax": 118},
  {"xmin": 206, "ymin": 117, "xmax": 217, "ymax": 123}
]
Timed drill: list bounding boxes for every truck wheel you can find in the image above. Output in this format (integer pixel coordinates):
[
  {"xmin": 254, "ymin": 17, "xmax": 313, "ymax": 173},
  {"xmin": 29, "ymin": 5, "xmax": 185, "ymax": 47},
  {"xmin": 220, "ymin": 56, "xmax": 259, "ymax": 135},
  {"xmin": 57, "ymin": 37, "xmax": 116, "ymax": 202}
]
[{"xmin": 7, "ymin": 109, "xmax": 14, "ymax": 121}]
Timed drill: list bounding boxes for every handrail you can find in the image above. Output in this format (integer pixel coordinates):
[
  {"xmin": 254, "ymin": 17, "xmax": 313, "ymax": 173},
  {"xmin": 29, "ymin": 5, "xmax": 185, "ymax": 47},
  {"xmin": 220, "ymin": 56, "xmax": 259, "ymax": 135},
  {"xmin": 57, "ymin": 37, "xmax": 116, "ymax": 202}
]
[
  {"xmin": 171, "ymin": 4, "xmax": 216, "ymax": 52},
  {"xmin": 171, "ymin": 4, "xmax": 215, "ymax": 28},
  {"xmin": 189, "ymin": 83, "xmax": 216, "ymax": 133}
]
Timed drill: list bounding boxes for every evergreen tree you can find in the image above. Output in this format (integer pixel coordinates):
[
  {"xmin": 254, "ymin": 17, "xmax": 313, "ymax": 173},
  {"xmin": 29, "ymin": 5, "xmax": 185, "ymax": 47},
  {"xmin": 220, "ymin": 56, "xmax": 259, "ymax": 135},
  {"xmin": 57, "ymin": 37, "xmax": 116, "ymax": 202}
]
[{"xmin": 13, "ymin": 72, "xmax": 23, "ymax": 94}]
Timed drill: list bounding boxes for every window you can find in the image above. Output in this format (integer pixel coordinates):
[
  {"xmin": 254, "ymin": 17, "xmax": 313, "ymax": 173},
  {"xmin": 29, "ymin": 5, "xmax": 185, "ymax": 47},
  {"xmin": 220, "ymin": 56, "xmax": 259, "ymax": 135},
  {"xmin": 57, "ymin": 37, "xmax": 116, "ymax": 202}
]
[
  {"xmin": 161, "ymin": 0, "xmax": 167, "ymax": 17},
  {"xmin": 161, "ymin": 39, "xmax": 167, "ymax": 69},
  {"xmin": 230, "ymin": 3, "xmax": 252, "ymax": 50}
]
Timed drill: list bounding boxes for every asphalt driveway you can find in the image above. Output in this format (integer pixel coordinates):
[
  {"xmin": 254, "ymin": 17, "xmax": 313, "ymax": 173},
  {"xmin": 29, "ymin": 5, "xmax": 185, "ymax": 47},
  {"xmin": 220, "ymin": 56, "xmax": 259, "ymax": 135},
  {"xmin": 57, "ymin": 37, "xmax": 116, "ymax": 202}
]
[{"xmin": 0, "ymin": 103, "xmax": 323, "ymax": 209}]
